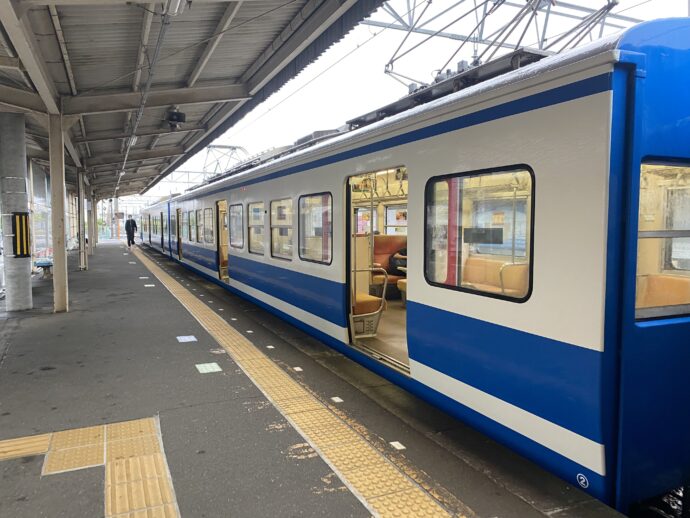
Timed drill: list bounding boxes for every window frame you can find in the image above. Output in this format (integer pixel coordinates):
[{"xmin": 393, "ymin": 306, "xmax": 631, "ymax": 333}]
[
  {"xmin": 635, "ymin": 157, "xmax": 690, "ymax": 320},
  {"xmin": 203, "ymin": 207, "xmax": 214, "ymax": 244},
  {"xmin": 298, "ymin": 192, "xmax": 333, "ymax": 265},
  {"xmin": 270, "ymin": 197, "xmax": 294, "ymax": 261},
  {"xmin": 195, "ymin": 209, "xmax": 203, "ymax": 243},
  {"xmin": 423, "ymin": 164, "xmax": 536, "ymax": 303},
  {"xmin": 229, "ymin": 204, "xmax": 244, "ymax": 249},
  {"xmin": 247, "ymin": 201, "xmax": 265, "ymax": 255}
]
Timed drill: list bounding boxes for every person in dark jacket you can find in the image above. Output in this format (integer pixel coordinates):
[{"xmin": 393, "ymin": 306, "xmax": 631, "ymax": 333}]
[{"xmin": 125, "ymin": 215, "xmax": 137, "ymax": 249}]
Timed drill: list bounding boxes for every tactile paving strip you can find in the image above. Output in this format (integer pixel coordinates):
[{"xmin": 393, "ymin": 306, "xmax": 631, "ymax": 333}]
[
  {"xmin": 0, "ymin": 417, "xmax": 180, "ymax": 518},
  {"xmin": 135, "ymin": 248, "xmax": 452, "ymax": 518},
  {"xmin": 0, "ymin": 433, "xmax": 52, "ymax": 461}
]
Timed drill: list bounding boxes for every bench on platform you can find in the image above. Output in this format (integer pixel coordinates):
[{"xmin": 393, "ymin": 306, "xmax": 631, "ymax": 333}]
[{"xmin": 34, "ymin": 259, "xmax": 53, "ymax": 279}]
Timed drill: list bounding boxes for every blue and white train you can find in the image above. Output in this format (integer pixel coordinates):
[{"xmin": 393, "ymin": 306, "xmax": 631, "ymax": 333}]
[{"xmin": 143, "ymin": 19, "xmax": 690, "ymax": 513}]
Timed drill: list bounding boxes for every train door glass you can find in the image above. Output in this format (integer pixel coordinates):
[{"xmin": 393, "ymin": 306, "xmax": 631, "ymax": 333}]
[
  {"xmin": 347, "ymin": 167, "xmax": 409, "ymax": 373},
  {"xmin": 176, "ymin": 208, "xmax": 183, "ymax": 259},
  {"xmin": 148, "ymin": 215, "xmax": 151, "ymax": 244},
  {"xmin": 160, "ymin": 212, "xmax": 165, "ymax": 250},
  {"xmin": 216, "ymin": 200, "xmax": 229, "ymax": 281}
]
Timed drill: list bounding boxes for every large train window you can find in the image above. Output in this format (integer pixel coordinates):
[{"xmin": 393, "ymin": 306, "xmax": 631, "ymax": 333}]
[
  {"xmin": 248, "ymin": 202, "xmax": 265, "ymax": 255},
  {"xmin": 635, "ymin": 163, "xmax": 690, "ymax": 319},
  {"xmin": 271, "ymin": 198, "xmax": 293, "ymax": 260},
  {"xmin": 181, "ymin": 211, "xmax": 188, "ymax": 240},
  {"xmin": 424, "ymin": 166, "xmax": 534, "ymax": 302},
  {"xmin": 299, "ymin": 193, "xmax": 332, "ymax": 264},
  {"xmin": 195, "ymin": 209, "xmax": 203, "ymax": 243},
  {"xmin": 229, "ymin": 204, "xmax": 243, "ymax": 249},
  {"xmin": 203, "ymin": 208, "xmax": 214, "ymax": 244},
  {"xmin": 189, "ymin": 211, "xmax": 196, "ymax": 242}
]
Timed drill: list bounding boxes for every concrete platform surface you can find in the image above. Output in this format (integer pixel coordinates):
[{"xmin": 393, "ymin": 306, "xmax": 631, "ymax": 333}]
[{"xmin": 0, "ymin": 243, "xmax": 623, "ymax": 517}]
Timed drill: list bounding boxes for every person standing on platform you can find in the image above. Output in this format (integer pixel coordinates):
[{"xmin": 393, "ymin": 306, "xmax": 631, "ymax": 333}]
[{"xmin": 125, "ymin": 215, "xmax": 137, "ymax": 250}]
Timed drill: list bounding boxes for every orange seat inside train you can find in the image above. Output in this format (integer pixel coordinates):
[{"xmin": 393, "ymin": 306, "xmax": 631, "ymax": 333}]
[
  {"xmin": 462, "ymin": 256, "xmax": 529, "ymax": 298},
  {"xmin": 372, "ymin": 235, "xmax": 407, "ymax": 286},
  {"xmin": 636, "ymin": 274, "xmax": 690, "ymax": 309}
]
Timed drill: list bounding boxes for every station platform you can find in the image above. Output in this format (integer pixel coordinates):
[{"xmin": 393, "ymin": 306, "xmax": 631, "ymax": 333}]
[{"xmin": 0, "ymin": 243, "xmax": 623, "ymax": 518}]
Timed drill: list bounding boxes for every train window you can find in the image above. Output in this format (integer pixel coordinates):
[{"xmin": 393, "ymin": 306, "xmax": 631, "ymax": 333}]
[
  {"xmin": 204, "ymin": 208, "xmax": 214, "ymax": 244},
  {"xmin": 424, "ymin": 166, "xmax": 533, "ymax": 301},
  {"xmin": 188, "ymin": 211, "xmax": 195, "ymax": 242},
  {"xmin": 196, "ymin": 209, "xmax": 203, "ymax": 243},
  {"xmin": 271, "ymin": 198, "xmax": 293, "ymax": 260},
  {"xmin": 248, "ymin": 202, "xmax": 265, "ymax": 255},
  {"xmin": 162, "ymin": 215, "xmax": 167, "ymax": 236},
  {"xmin": 299, "ymin": 193, "xmax": 332, "ymax": 264},
  {"xmin": 181, "ymin": 211, "xmax": 188, "ymax": 240},
  {"xmin": 229, "ymin": 204, "xmax": 243, "ymax": 249},
  {"xmin": 171, "ymin": 214, "xmax": 177, "ymax": 237},
  {"xmin": 635, "ymin": 163, "xmax": 690, "ymax": 319}
]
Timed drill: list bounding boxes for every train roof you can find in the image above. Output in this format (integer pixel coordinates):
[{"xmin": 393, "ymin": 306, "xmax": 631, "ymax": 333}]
[{"xmin": 145, "ymin": 18, "xmax": 686, "ymax": 208}]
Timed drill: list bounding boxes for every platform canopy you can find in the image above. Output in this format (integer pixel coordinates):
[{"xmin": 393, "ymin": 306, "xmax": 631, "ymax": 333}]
[{"xmin": 0, "ymin": 0, "xmax": 383, "ymax": 198}]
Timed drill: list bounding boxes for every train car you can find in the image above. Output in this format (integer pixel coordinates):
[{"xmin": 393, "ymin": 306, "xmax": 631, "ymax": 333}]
[{"xmin": 142, "ymin": 19, "xmax": 690, "ymax": 513}]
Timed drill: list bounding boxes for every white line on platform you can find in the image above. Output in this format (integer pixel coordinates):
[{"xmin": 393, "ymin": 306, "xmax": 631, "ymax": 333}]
[
  {"xmin": 139, "ymin": 276, "xmax": 149, "ymax": 279},
  {"xmin": 231, "ymin": 318, "xmax": 237, "ymax": 321},
  {"xmin": 144, "ymin": 284, "xmax": 155, "ymax": 288},
  {"xmin": 129, "ymin": 261, "xmax": 136, "ymax": 264},
  {"xmin": 266, "ymin": 346, "xmax": 275, "ymax": 349},
  {"xmin": 293, "ymin": 367, "xmax": 303, "ymax": 372},
  {"xmin": 196, "ymin": 362, "xmax": 222, "ymax": 374},
  {"xmin": 246, "ymin": 330, "xmax": 253, "ymax": 334},
  {"xmin": 389, "ymin": 441, "xmax": 406, "ymax": 450},
  {"xmin": 330, "ymin": 397, "xmax": 344, "ymax": 403},
  {"xmin": 218, "ymin": 309, "xmax": 224, "ymax": 312},
  {"xmin": 176, "ymin": 336, "xmax": 197, "ymax": 343}
]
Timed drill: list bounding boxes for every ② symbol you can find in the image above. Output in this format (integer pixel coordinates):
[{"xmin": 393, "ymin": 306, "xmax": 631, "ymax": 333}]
[{"xmin": 576, "ymin": 473, "xmax": 589, "ymax": 489}]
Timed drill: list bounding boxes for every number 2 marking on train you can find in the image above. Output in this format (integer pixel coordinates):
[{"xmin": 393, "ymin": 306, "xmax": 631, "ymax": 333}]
[{"xmin": 576, "ymin": 473, "xmax": 589, "ymax": 489}]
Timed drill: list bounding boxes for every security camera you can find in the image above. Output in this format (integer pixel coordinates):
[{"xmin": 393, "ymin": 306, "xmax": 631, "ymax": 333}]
[{"xmin": 166, "ymin": 109, "xmax": 186, "ymax": 131}]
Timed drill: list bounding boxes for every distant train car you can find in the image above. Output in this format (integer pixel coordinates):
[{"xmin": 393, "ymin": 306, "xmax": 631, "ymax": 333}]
[{"xmin": 143, "ymin": 19, "xmax": 690, "ymax": 513}]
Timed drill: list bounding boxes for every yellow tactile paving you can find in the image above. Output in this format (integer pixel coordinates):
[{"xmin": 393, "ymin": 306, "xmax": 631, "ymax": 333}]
[
  {"xmin": 106, "ymin": 476, "xmax": 175, "ymax": 516},
  {"xmin": 0, "ymin": 433, "xmax": 52, "ymax": 461},
  {"xmin": 106, "ymin": 454, "xmax": 169, "ymax": 486},
  {"xmin": 107, "ymin": 435, "xmax": 161, "ymax": 462},
  {"xmin": 370, "ymin": 488, "xmax": 450, "ymax": 517},
  {"xmin": 43, "ymin": 444, "xmax": 105, "ymax": 474},
  {"xmin": 110, "ymin": 504, "xmax": 179, "ymax": 518},
  {"xmin": 51, "ymin": 425, "xmax": 105, "ymax": 449},
  {"xmin": 107, "ymin": 418, "xmax": 157, "ymax": 441},
  {"xmin": 134, "ymin": 247, "xmax": 452, "ymax": 518}
]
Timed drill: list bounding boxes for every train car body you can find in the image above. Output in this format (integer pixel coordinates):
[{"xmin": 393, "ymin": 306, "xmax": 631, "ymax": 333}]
[{"xmin": 142, "ymin": 19, "xmax": 690, "ymax": 513}]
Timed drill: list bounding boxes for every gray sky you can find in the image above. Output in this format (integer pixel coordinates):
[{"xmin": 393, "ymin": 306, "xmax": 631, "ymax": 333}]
[{"xmin": 142, "ymin": 0, "xmax": 688, "ymax": 198}]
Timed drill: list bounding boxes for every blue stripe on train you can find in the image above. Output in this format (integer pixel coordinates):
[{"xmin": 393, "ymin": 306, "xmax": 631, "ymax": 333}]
[
  {"xmin": 180, "ymin": 242, "xmax": 217, "ymax": 271},
  {"xmin": 407, "ymin": 300, "xmax": 604, "ymax": 443},
  {"xmin": 228, "ymin": 255, "xmax": 347, "ymax": 327}
]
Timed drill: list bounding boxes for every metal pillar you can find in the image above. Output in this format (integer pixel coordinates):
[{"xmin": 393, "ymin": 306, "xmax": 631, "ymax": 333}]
[
  {"xmin": 77, "ymin": 170, "xmax": 87, "ymax": 270},
  {"xmin": 114, "ymin": 197, "xmax": 120, "ymax": 239},
  {"xmin": 0, "ymin": 113, "xmax": 32, "ymax": 311},
  {"xmin": 88, "ymin": 195, "xmax": 95, "ymax": 255},
  {"xmin": 49, "ymin": 114, "xmax": 68, "ymax": 312}
]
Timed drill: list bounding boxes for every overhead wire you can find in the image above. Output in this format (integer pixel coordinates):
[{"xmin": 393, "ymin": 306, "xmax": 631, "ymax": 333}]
[{"xmin": 222, "ymin": 0, "xmax": 429, "ymax": 142}]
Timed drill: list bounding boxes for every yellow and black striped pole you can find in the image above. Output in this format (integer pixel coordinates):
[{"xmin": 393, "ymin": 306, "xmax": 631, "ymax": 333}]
[{"xmin": 11, "ymin": 212, "xmax": 31, "ymax": 258}]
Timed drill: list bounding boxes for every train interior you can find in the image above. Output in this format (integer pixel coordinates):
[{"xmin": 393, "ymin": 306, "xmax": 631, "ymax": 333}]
[
  {"xmin": 348, "ymin": 168, "xmax": 410, "ymax": 372},
  {"xmin": 636, "ymin": 163, "xmax": 690, "ymax": 319}
]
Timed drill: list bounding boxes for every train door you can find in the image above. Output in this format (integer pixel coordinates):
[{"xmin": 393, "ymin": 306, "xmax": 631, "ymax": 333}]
[
  {"xmin": 216, "ymin": 200, "xmax": 229, "ymax": 281},
  {"xmin": 147, "ymin": 214, "xmax": 151, "ymax": 244},
  {"xmin": 160, "ymin": 211, "xmax": 165, "ymax": 251},
  {"xmin": 176, "ymin": 208, "xmax": 183, "ymax": 259},
  {"xmin": 346, "ymin": 167, "xmax": 410, "ymax": 373}
]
